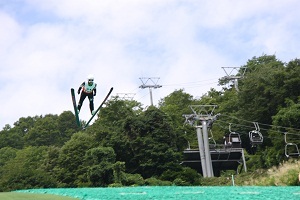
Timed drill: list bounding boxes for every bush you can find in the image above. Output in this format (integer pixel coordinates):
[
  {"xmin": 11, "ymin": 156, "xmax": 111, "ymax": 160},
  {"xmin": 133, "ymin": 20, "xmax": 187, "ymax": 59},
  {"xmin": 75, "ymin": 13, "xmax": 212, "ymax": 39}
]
[
  {"xmin": 200, "ymin": 177, "xmax": 232, "ymax": 186},
  {"xmin": 108, "ymin": 183, "xmax": 123, "ymax": 187},
  {"xmin": 173, "ymin": 178, "xmax": 190, "ymax": 186},
  {"xmin": 144, "ymin": 177, "xmax": 172, "ymax": 186},
  {"xmin": 280, "ymin": 169, "xmax": 299, "ymax": 186},
  {"xmin": 160, "ymin": 167, "xmax": 201, "ymax": 185},
  {"xmin": 122, "ymin": 173, "xmax": 145, "ymax": 186},
  {"xmin": 88, "ymin": 163, "xmax": 114, "ymax": 187},
  {"xmin": 0, "ymin": 169, "xmax": 57, "ymax": 191}
]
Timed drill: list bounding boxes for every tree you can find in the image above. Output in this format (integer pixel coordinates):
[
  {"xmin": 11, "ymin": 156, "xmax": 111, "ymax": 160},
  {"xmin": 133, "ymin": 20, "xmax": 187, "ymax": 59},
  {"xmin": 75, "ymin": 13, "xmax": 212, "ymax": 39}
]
[
  {"xmin": 0, "ymin": 147, "xmax": 17, "ymax": 167},
  {"xmin": 84, "ymin": 147, "xmax": 116, "ymax": 186},
  {"xmin": 0, "ymin": 146, "xmax": 57, "ymax": 191},
  {"xmin": 237, "ymin": 55, "xmax": 286, "ymax": 125},
  {"xmin": 113, "ymin": 161, "xmax": 126, "ymax": 184},
  {"xmin": 158, "ymin": 89, "xmax": 195, "ymax": 149},
  {"xmin": 283, "ymin": 59, "xmax": 300, "ymax": 102},
  {"xmin": 0, "ymin": 128, "xmax": 24, "ymax": 149},
  {"xmin": 55, "ymin": 131, "xmax": 96, "ymax": 187},
  {"xmin": 87, "ymin": 98, "xmax": 143, "ymax": 168},
  {"xmin": 41, "ymin": 146, "xmax": 61, "ymax": 182},
  {"xmin": 158, "ymin": 89, "xmax": 193, "ymax": 125},
  {"xmin": 273, "ymin": 98, "xmax": 300, "ymax": 129},
  {"xmin": 93, "ymin": 97, "xmax": 143, "ymax": 131},
  {"xmin": 24, "ymin": 114, "xmax": 60, "ymax": 146},
  {"xmin": 13, "ymin": 116, "xmax": 39, "ymax": 137},
  {"xmin": 57, "ymin": 111, "xmax": 79, "ymax": 146},
  {"xmin": 124, "ymin": 106, "xmax": 183, "ymax": 178},
  {"xmin": 0, "ymin": 116, "xmax": 40, "ymax": 149}
]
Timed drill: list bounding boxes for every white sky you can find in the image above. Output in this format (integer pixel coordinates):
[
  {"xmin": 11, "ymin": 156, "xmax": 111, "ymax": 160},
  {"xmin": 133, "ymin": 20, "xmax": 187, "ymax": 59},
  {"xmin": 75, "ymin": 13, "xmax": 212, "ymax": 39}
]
[{"xmin": 1, "ymin": 0, "xmax": 300, "ymax": 129}]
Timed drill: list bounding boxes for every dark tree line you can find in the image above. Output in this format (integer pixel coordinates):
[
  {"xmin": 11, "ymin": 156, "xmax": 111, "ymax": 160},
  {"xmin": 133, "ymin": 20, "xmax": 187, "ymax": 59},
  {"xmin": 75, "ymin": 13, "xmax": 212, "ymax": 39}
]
[{"xmin": 0, "ymin": 55, "xmax": 300, "ymax": 191}]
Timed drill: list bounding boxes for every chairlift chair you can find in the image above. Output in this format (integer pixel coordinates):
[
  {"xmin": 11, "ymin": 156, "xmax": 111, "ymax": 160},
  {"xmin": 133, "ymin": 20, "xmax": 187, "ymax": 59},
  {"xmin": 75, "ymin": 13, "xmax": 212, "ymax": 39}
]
[
  {"xmin": 249, "ymin": 122, "xmax": 263, "ymax": 146},
  {"xmin": 285, "ymin": 143, "xmax": 300, "ymax": 158},
  {"xmin": 224, "ymin": 123, "xmax": 242, "ymax": 148},
  {"xmin": 284, "ymin": 132, "xmax": 300, "ymax": 158},
  {"xmin": 228, "ymin": 132, "xmax": 242, "ymax": 148}
]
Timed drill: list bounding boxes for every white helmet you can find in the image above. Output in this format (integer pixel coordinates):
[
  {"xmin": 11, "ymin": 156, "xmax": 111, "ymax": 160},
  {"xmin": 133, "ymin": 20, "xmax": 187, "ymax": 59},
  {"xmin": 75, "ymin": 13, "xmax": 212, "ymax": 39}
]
[{"xmin": 87, "ymin": 74, "xmax": 94, "ymax": 82}]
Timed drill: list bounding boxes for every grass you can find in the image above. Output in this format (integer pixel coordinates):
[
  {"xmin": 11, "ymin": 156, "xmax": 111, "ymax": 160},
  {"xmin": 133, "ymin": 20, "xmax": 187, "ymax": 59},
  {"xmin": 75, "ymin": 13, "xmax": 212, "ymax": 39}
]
[
  {"xmin": 243, "ymin": 159, "xmax": 300, "ymax": 186},
  {"xmin": 0, "ymin": 192, "xmax": 79, "ymax": 200}
]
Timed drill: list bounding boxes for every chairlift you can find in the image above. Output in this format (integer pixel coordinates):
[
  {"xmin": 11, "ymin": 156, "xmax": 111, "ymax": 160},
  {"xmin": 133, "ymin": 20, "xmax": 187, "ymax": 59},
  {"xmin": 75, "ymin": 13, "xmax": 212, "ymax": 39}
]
[
  {"xmin": 228, "ymin": 132, "xmax": 242, "ymax": 148},
  {"xmin": 249, "ymin": 122, "xmax": 263, "ymax": 146},
  {"xmin": 285, "ymin": 143, "xmax": 300, "ymax": 158},
  {"xmin": 224, "ymin": 123, "xmax": 242, "ymax": 148},
  {"xmin": 284, "ymin": 132, "xmax": 300, "ymax": 158}
]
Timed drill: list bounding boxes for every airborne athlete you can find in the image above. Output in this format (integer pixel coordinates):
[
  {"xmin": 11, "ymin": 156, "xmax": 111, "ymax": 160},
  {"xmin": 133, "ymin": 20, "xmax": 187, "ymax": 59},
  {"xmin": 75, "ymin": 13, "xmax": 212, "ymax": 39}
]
[
  {"xmin": 71, "ymin": 74, "xmax": 113, "ymax": 129},
  {"xmin": 77, "ymin": 74, "xmax": 97, "ymax": 115}
]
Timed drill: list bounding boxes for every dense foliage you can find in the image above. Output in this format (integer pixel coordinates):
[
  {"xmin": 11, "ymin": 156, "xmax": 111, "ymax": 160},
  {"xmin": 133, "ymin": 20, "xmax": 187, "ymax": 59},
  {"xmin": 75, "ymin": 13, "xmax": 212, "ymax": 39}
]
[{"xmin": 1, "ymin": 55, "xmax": 300, "ymax": 191}]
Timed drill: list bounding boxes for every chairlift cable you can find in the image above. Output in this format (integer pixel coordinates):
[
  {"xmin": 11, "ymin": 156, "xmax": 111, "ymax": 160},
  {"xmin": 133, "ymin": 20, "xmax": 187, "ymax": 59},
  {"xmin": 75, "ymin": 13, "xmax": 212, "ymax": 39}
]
[
  {"xmin": 213, "ymin": 121, "xmax": 291, "ymax": 141},
  {"xmin": 220, "ymin": 114, "xmax": 300, "ymax": 132}
]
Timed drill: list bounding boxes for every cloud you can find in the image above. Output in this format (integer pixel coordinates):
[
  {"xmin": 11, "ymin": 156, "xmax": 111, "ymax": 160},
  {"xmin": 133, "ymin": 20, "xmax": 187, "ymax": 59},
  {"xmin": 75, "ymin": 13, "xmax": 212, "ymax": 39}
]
[{"xmin": 1, "ymin": 0, "xmax": 300, "ymax": 128}]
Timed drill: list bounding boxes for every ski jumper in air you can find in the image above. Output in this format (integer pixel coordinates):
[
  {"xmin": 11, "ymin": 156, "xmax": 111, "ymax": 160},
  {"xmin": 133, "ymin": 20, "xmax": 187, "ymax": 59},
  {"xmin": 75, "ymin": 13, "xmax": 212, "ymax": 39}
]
[{"xmin": 77, "ymin": 74, "xmax": 97, "ymax": 115}]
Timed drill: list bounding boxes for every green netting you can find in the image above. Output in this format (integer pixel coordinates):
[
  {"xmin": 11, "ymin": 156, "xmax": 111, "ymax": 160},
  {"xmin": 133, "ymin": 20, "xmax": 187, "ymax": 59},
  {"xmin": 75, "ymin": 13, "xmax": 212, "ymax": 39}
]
[{"xmin": 16, "ymin": 186, "xmax": 300, "ymax": 200}]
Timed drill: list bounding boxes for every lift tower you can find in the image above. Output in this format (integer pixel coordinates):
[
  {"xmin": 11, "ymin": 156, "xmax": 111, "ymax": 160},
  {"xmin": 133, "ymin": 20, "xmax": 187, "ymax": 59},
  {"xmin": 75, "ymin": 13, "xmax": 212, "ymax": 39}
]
[
  {"xmin": 221, "ymin": 67, "xmax": 246, "ymax": 91},
  {"xmin": 139, "ymin": 77, "xmax": 162, "ymax": 106},
  {"xmin": 183, "ymin": 105, "xmax": 219, "ymax": 177}
]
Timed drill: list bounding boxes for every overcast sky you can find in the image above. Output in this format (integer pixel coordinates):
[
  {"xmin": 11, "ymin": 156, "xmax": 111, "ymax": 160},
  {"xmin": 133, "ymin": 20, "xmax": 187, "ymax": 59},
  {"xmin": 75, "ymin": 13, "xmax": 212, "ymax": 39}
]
[{"xmin": 1, "ymin": 0, "xmax": 300, "ymax": 129}]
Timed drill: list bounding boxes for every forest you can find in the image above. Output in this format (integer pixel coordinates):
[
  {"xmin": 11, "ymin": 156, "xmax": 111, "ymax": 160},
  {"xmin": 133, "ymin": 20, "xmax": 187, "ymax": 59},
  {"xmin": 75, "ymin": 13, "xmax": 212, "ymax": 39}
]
[{"xmin": 1, "ymin": 54, "xmax": 300, "ymax": 191}]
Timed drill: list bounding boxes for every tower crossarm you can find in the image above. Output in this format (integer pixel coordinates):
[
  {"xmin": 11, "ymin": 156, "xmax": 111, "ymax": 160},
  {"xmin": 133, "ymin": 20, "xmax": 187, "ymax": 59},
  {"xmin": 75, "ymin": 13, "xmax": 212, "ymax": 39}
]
[
  {"xmin": 189, "ymin": 105, "xmax": 218, "ymax": 117},
  {"xmin": 221, "ymin": 67, "xmax": 247, "ymax": 78},
  {"xmin": 139, "ymin": 77, "xmax": 162, "ymax": 89}
]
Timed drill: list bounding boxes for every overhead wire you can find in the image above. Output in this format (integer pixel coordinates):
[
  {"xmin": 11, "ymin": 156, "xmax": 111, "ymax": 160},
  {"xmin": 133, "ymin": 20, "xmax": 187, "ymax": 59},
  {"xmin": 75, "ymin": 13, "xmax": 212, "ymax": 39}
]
[
  {"xmin": 161, "ymin": 77, "xmax": 220, "ymax": 89},
  {"xmin": 214, "ymin": 120, "xmax": 283, "ymax": 141},
  {"xmin": 215, "ymin": 114, "xmax": 300, "ymax": 142},
  {"xmin": 118, "ymin": 78, "xmax": 300, "ymax": 143},
  {"xmin": 127, "ymin": 77, "xmax": 222, "ymax": 103},
  {"xmin": 220, "ymin": 114, "xmax": 300, "ymax": 134}
]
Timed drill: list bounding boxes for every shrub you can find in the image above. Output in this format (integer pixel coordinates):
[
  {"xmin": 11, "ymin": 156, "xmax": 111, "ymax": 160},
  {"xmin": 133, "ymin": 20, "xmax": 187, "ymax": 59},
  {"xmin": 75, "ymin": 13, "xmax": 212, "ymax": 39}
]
[
  {"xmin": 122, "ymin": 173, "xmax": 145, "ymax": 186},
  {"xmin": 173, "ymin": 178, "xmax": 190, "ymax": 186},
  {"xmin": 144, "ymin": 177, "xmax": 172, "ymax": 186}
]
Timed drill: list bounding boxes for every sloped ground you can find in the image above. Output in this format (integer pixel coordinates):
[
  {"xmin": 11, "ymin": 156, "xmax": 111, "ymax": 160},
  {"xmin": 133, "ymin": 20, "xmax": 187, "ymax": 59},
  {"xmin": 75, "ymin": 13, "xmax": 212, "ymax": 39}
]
[
  {"xmin": 0, "ymin": 192, "xmax": 78, "ymax": 200},
  {"xmin": 245, "ymin": 160, "xmax": 300, "ymax": 186},
  {"xmin": 16, "ymin": 186, "xmax": 300, "ymax": 200}
]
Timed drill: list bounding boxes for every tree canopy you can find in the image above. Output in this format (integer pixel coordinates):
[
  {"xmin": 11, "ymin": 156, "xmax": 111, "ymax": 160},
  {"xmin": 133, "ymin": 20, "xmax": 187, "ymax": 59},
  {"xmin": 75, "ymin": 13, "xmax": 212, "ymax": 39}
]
[{"xmin": 0, "ymin": 54, "xmax": 300, "ymax": 190}]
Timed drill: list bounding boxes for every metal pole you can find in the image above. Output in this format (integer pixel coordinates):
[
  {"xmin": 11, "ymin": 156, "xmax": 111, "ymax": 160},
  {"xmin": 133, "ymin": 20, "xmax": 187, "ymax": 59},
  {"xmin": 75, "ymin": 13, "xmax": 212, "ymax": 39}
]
[
  {"xmin": 234, "ymin": 78, "xmax": 239, "ymax": 92},
  {"xmin": 241, "ymin": 149, "xmax": 247, "ymax": 172},
  {"xmin": 149, "ymin": 87, "xmax": 153, "ymax": 106},
  {"xmin": 196, "ymin": 126, "xmax": 207, "ymax": 177},
  {"xmin": 202, "ymin": 121, "xmax": 214, "ymax": 177}
]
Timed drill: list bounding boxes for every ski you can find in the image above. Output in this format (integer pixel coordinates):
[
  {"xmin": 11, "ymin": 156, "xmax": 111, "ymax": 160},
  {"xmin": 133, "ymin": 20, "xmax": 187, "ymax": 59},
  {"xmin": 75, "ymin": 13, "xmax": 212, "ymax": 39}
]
[
  {"xmin": 83, "ymin": 87, "xmax": 113, "ymax": 129},
  {"xmin": 71, "ymin": 88, "xmax": 81, "ymax": 127}
]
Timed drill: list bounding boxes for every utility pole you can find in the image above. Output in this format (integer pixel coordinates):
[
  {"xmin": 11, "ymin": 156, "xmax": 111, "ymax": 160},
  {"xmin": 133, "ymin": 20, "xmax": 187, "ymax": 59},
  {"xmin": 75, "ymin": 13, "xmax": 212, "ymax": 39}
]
[
  {"xmin": 221, "ymin": 67, "xmax": 246, "ymax": 91},
  {"xmin": 183, "ymin": 105, "xmax": 219, "ymax": 177},
  {"xmin": 139, "ymin": 77, "xmax": 162, "ymax": 106}
]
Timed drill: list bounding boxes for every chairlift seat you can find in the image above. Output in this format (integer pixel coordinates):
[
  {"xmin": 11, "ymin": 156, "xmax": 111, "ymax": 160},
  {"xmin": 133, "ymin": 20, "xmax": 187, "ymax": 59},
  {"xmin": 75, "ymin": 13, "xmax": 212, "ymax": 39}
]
[
  {"xmin": 285, "ymin": 143, "xmax": 300, "ymax": 158},
  {"xmin": 249, "ymin": 131, "xmax": 263, "ymax": 145},
  {"xmin": 224, "ymin": 132, "xmax": 242, "ymax": 148}
]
